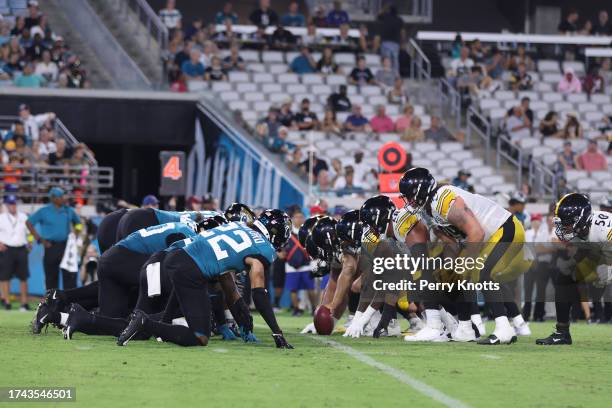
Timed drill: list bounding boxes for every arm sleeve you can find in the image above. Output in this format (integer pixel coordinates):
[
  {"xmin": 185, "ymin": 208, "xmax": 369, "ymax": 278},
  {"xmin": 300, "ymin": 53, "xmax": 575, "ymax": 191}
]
[
  {"xmin": 70, "ymin": 208, "xmax": 81, "ymax": 224},
  {"xmin": 27, "ymin": 208, "xmax": 42, "ymax": 226}
]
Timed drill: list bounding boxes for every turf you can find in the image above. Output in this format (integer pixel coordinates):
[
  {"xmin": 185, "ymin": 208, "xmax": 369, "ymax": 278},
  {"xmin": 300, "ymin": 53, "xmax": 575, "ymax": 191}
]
[{"xmin": 1, "ymin": 309, "xmax": 611, "ymax": 408}]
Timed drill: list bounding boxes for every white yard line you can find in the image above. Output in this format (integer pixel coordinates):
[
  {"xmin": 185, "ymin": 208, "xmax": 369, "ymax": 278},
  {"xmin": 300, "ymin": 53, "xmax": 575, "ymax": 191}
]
[{"xmin": 308, "ymin": 336, "xmax": 471, "ymax": 408}]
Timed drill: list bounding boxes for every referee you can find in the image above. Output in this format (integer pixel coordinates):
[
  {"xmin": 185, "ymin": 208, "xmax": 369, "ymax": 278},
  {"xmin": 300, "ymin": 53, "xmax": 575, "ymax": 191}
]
[
  {"xmin": 26, "ymin": 187, "xmax": 82, "ymax": 291},
  {"xmin": 0, "ymin": 195, "xmax": 30, "ymax": 311}
]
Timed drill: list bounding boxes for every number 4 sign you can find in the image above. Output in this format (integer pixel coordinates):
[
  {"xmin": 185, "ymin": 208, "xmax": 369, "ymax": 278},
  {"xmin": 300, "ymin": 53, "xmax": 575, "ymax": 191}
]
[{"xmin": 159, "ymin": 151, "xmax": 186, "ymax": 196}]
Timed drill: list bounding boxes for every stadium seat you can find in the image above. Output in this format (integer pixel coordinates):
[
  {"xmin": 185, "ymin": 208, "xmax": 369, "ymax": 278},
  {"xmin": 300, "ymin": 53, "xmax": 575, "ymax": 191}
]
[
  {"xmin": 494, "ymin": 90, "xmax": 515, "ymax": 100},
  {"xmin": 236, "ymin": 83, "xmax": 258, "ymax": 92},
  {"xmin": 252, "ymin": 101, "xmax": 271, "ymax": 112},
  {"xmin": 278, "ymin": 73, "xmax": 299, "ymax": 84},
  {"xmin": 286, "ymin": 84, "xmax": 308, "ymax": 94},
  {"xmin": 262, "ymin": 51, "xmax": 284, "ymax": 63},
  {"xmin": 311, "ymin": 84, "xmax": 333, "ymax": 95},
  {"xmin": 269, "ymin": 64, "xmax": 289, "ymax": 74},
  {"xmin": 440, "ymin": 166, "xmax": 461, "ymax": 179},
  {"xmin": 228, "ymin": 101, "xmax": 249, "ymax": 111},
  {"xmin": 427, "ymin": 151, "xmax": 447, "ymax": 161},
  {"xmin": 576, "ymin": 178, "xmax": 597, "ymax": 191},
  {"xmin": 229, "ymin": 72, "xmax": 250, "ymax": 82},
  {"xmin": 326, "ymin": 74, "xmax": 347, "ymax": 86},
  {"xmin": 542, "ymin": 93, "xmax": 563, "ymax": 103},
  {"xmin": 261, "ymin": 83, "xmax": 283, "ymax": 93},
  {"xmin": 248, "ymin": 63, "xmax": 266, "ymax": 73},
  {"xmin": 577, "ymin": 103, "xmax": 598, "ymax": 113},
  {"xmin": 240, "ymin": 50, "xmax": 260, "ymax": 62},
  {"xmin": 285, "ymin": 51, "xmax": 299, "ymax": 63},
  {"xmin": 590, "ymin": 94, "xmax": 611, "ymax": 104},
  {"xmin": 386, "ymin": 105, "xmax": 399, "ymax": 116},
  {"xmin": 519, "ymin": 138, "xmax": 541, "ymax": 152},
  {"xmin": 479, "ymin": 98, "xmax": 500, "ymax": 110},
  {"xmin": 461, "ymin": 158, "xmax": 484, "ymax": 168},
  {"xmin": 590, "ymin": 171, "xmax": 610, "ymax": 182},
  {"xmin": 335, "ymin": 53, "xmax": 356, "ymax": 65},
  {"xmin": 268, "ymin": 93, "xmax": 287, "ymax": 103},
  {"xmin": 470, "ymin": 166, "xmax": 493, "ymax": 178},
  {"xmin": 566, "ymin": 93, "xmax": 587, "ymax": 103},
  {"xmin": 553, "ymin": 101, "xmax": 573, "ymax": 112},
  {"xmin": 542, "ymin": 73, "xmax": 562, "ymax": 83},
  {"xmin": 364, "ymin": 54, "xmax": 381, "ymax": 66},
  {"xmin": 253, "ymin": 73, "xmax": 274, "ymax": 83},
  {"xmin": 413, "ymin": 142, "xmax": 437, "ymax": 153},
  {"xmin": 494, "ymin": 183, "xmax": 517, "ymax": 194},
  {"xmin": 534, "ymin": 82, "xmax": 553, "ymax": 92},
  {"xmin": 518, "ymin": 91, "xmax": 538, "ymax": 101},
  {"xmin": 479, "ymin": 175, "xmax": 505, "ymax": 188},
  {"xmin": 211, "ymin": 82, "xmax": 232, "ymax": 92},
  {"xmin": 378, "ymin": 133, "xmax": 400, "ymax": 143},
  {"xmin": 540, "ymin": 153, "xmax": 557, "ymax": 166},
  {"xmin": 439, "ymin": 142, "xmax": 463, "ymax": 153},
  {"xmin": 449, "ymin": 150, "xmax": 473, "ymax": 161},
  {"xmin": 571, "ymin": 139, "xmax": 588, "ymax": 152},
  {"xmin": 562, "ymin": 61, "xmax": 585, "ymax": 74},
  {"xmin": 361, "ymin": 86, "xmax": 382, "ymax": 96},
  {"xmin": 529, "ymin": 101, "xmax": 549, "ymax": 111},
  {"xmin": 368, "ymin": 95, "xmax": 387, "ymax": 106},
  {"xmin": 564, "ymin": 169, "xmax": 585, "ymax": 183},
  {"xmin": 412, "ymin": 157, "xmax": 434, "ymax": 168},
  {"xmin": 542, "ymin": 138, "xmax": 564, "ymax": 150},
  {"xmin": 302, "ymin": 74, "xmax": 324, "ymax": 85},
  {"xmin": 537, "ymin": 60, "xmax": 560, "ymax": 72},
  {"xmin": 220, "ymin": 91, "xmax": 240, "ymax": 102}
]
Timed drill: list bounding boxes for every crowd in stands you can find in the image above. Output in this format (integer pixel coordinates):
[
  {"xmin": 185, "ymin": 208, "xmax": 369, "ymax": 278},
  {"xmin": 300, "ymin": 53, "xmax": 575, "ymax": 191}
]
[
  {"xmin": 0, "ymin": 0, "xmax": 89, "ymax": 89},
  {"xmin": 0, "ymin": 103, "xmax": 95, "ymax": 203}
]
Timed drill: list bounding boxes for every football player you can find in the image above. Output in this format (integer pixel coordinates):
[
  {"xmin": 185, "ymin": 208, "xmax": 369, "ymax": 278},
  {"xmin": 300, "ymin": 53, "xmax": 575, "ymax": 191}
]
[
  {"xmin": 536, "ymin": 193, "xmax": 612, "ymax": 345},
  {"xmin": 118, "ymin": 210, "xmax": 294, "ymax": 348},
  {"xmin": 399, "ymin": 167, "xmax": 532, "ymax": 345}
]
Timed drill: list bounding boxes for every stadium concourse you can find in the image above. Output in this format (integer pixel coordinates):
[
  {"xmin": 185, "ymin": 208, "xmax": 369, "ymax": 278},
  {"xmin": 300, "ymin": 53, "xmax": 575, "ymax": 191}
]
[{"xmin": 0, "ymin": 1, "xmax": 611, "ymax": 407}]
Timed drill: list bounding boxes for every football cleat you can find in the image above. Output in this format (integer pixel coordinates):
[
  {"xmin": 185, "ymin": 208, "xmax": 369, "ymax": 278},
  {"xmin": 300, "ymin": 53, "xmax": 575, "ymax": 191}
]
[
  {"xmin": 406, "ymin": 316, "xmax": 425, "ymax": 334},
  {"xmin": 477, "ymin": 334, "xmax": 517, "ymax": 345},
  {"xmin": 31, "ymin": 302, "xmax": 52, "ymax": 334},
  {"xmin": 535, "ymin": 328, "xmax": 572, "ymax": 345},
  {"xmin": 62, "ymin": 303, "xmax": 90, "ymax": 340},
  {"xmin": 386, "ymin": 319, "xmax": 402, "ymax": 337},
  {"xmin": 451, "ymin": 321, "xmax": 477, "ymax": 342},
  {"xmin": 117, "ymin": 310, "xmax": 148, "ymax": 346},
  {"xmin": 404, "ymin": 324, "xmax": 448, "ymax": 342}
]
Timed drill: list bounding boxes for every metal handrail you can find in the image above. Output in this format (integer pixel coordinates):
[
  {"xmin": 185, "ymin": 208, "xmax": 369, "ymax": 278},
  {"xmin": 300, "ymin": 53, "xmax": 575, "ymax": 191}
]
[
  {"xmin": 124, "ymin": 0, "xmax": 169, "ymax": 51},
  {"xmin": 466, "ymin": 106, "xmax": 491, "ymax": 163},
  {"xmin": 438, "ymin": 78, "xmax": 461, "ymax": 129},
  {"xmin": 409, "ymin": 38, "xmax": 431, "ymax": 81},
  {"xmin": 528, "ymin": 158, "xmax": 558, "ymax": 198},
  {"xmin": 496, "ymin": 131, "xmax": 523, "ymax": 187}
]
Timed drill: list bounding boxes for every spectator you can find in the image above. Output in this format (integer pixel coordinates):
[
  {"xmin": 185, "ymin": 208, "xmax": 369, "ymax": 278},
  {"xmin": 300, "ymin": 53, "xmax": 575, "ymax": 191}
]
[
  {"xmin": 281, "ymin": 1, "xmax": 305, "ymax": 27},
  {"xmin": 159, "ymin": 0, "xmax": 182, "ymax": 33},
  {"xmin": 256, "ymin": 108, "xmax": 281, "ymax": 141},
  {"xmin": 0, "ymin": 195, "xmax": 30, "ymax": 310},
  {"xmin": 26, "ymin": 187, "xmax": 82, "ymax": 291},
  {"xmin": 579, "ymin": 20, "xmax": 593, "ymax": 35},
  {"xmin": 302, "ymin": 22, "xmax": 322, "ymax": 46},
  {"xmin": 334, "ymin": 165, "xmax": 364, "ymax": 195},
  {"xmin": 173, "ymin": 39, "xmax": 193, "ymax": 69},
  {"xmin": 344, "ymin": 104, "xmax": 371, "ymax": 133},
  {"xmin": 215, "ymin": 2, "xmax": 238, "ymax": 24},
  {"xmin": 328, "ymin": 158, "xmax": 343, "ymax": 186},
  {"xmin": 402, "ymin": 116, "xmax": 425, "ymax": 142},
  {"xmin": 452, "ymin": 169, "xmax": 472, "ymax": 191},
  {"xmin": 583, "ymin": 65, "xmax": 605, "ymax": 95},
  {"xmin": 19, "ymin": 104, "xmax": 55, "ymax": 142},
  {"xmin": 507, "ymin": 97, "xmax": 533, "ymax": 125},
  {"xmin": 271, "ymin": 24, "xmax": 296, "ymax": 49},
  {"xmin": 187, "ymin": 196, "xmax": 203, "ymax": 211},
  {"xmin": 199, "ymin": 40, "xmax": 217, "ymax": 67},
  {"xmin": 183, "ymin": 17, "xmax": 203, "ymax": 40},
  {"xmin": 299, "ymin": 148, "xmax": 328, "ymax": 179},
  {"xmin": 34, "ymin": 49, "xmax": 58, "ymax": 82},
  {"xmin": 266, "ymin": 126, "xmax": 295, "ymax": 154},
  {"xmin": 378, "ymin": 5, "xmax": 403, "ymax": 74},
  {"xmin": 283, "ymin": 209, "xmax": 316, "ymax": 316},
  {"xmin": 311, "ymin": 6, "xmax": 327, "ymax": 27},
  {"xmin": 561, "ymin": 112, "xmax": 583, "ymax": 139},
  {"xmin": 508, "ymin": 44, "xmax": 535, "ymax": 72},
  {"xmin": 509, "ymin": 62, "xmax": 533, "ymax": 91},
  {"xmin": 508, "ymin": 193, "xmax": 531, "ymax": 228},
  {"xmin": 249, "ymin": 24, "xmax": 270, "ymax": 48},
  {"xmin": 326, "ymin": 1, "xmax": 350, "ymax": 26},
  {"xmin": 201, "ymin": 194, "xmax": 218, "ymax": 211},
  {"xmin": 506, "ymin": 106, "xmax": 531, "ymax": 143},
  {"xmin": 26, "ymin": 32, "xmax": 45, "ymax": 61},
  {"xmin": 321, "ymin": 109, "xmax": 342, "ymax": 136},
  {"xmin": 451, "ymin": 34, "xmax": 463, "ymax": 59},
  {"xmin": 593, "ymin": 10, "xmax": 612, "ymax": 35},
  {"xmin": 556, "ymin": 141, "xmax": 578, "ymax": 172},
  {"xmin": 349, "ymin": 55, "xmax": 375, "ymax": 85},
  {"xmin": 204, "ymin": 56, "xmax": 227, "ymax": 81},
  {"xmin": 331, "ymin": 23, "xmax": 356, "ymax": 49},
  {"xmin": 458, "ymin": 65, "xmax": 492, "ymax": 97},
  {"xmin": 539, "ymin": 111, "xmax": 563, "ymax": 138},
  {"xmin": 388, "ymin": 78, "xmax": 408, "ymax": 105},
  {"xmin": 327, "ymin": 84, "xmax": 351, "ymax": 112},
  {"xmin": 181, "ymin": 49, "xmax": 205, "ymax": 80},
  {"xmin": 15, "ymin": 62, "xmax": 44, "ymax": 87},
  {"xmin": 558, "ymin": 8, "xmax": 579, "ymax": 34},
  {"xmin": 485, "ymin": 48, "xmax": 505, "ymax": 79},
  {"xmin": 447, "ymin": 46, "xmax": 474, "ymax": 85},
  {"xmin": 213, "ymin": 19, "xmax": 237, "ymax": 43},
  {"xmin": 249, "ymin": 0, "xmax": 278, "ymax": 27},
  {"xmin": 370, "ymin": 105, "xmax": 394, "ymax": 133},
  {"xmin": 375, "ymin": 56, "xmax": 399, "ymax": 88},
  {"xmin": 316, "ymin": 46, "xmax": 339, "ymax": 75},
  {"xmin": 313, "ymin": 169, "xmax": 332, "ymax": 194},
  {"xmin": 49, "ymin": 138, "xmax": 73, "ymax": 166},
  {"xmin": 222, "ymin": 42, "xmax": 245, "ymax": 72},
  {"xmin": 290, "ymin": 45, "xmax": 316, "ymax": 74},
  {"xmin": 37, "ymin": 127, "xmax": 56, "ymax": 160},
  {"xmin": 294, "ymin": 98, "xmax": 319, "ymax": 130},
  {"xmin": 425, "ymin": 116, "xmax": 455, "ymax": 144},
  {"xmin": 277, "ymin": 99, "xmax": 295, "ymax": 127},
  {"xmin": 394, "ymin": 105, "xmax": 414, "ymax": 133},
  {"xmin": 576, "ymin": 140, "xmax": 608, "ymax": 171},
  {"xmin": 25, "ymin": 1, "xmax": 41, "ymax": 28},
  {"xmin": 469, "ymin": 39, "xmax": 486, "ymax": 63},
  {"xmin": 141, "ymin": 194, "xmax": 159, "ymax": 209},
  {"xmin": 558, "ymin": 67, "xmax": 582, "ymax": 94}
]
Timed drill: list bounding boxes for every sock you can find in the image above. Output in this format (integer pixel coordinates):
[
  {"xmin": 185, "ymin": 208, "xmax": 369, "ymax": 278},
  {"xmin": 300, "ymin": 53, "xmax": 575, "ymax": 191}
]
[
  {"xmin": 494, "ymin": 316, "xmax": 511, "ymax": 333},
  {"xmin": 376, "ymin": 303, "xmax": 396, "ymax": 331},
  {"xmin": 274, "ymin": 295, "xmax": 280, "ymax": 308},
  {"xmin": 224, "ymin": 309, "xmax": 233, "ymax": 320},
  {"xmin": 504, "ymin": 301, "xmax": 520, "ymax": 318},
  {"xmin": 425, "ymin": 309, "xmax": 442, "ymax": 328},
  {"xmin": 555, "ymin": 302, "xmax": 571, "ymax": 325},
  {"xmin": 512, "ymin": 314, "xmax": 526, "ymax": 327},
  {"xmin": 458, "ymin": 320, "xmax": 472, "ymax": 329},
  {"xmin": 143, "ymin": 318, "xmax": 201, "ymax": 346},
  {"xmin": 209, "ymin": 290, "xmax": 226, "ymax": 326},
  {"xmin": 556, "ymin": 322, "xmax": 570, "ymax": 333},
  {"xmin": 252, "ymin": 287, "xmax": 282, "ymax": 334},
  {"xmin": 348, "ymin": 290, "xmax": 359, "ymax": 314},
  {"xmin": 60, "ymin": 312, "xmax": 69, "ymax": 326},
  {"xmin": 488, "ymin": 302, "xmax": 506, "ymax": 319},
  {"xmin": 471, "ymin": 313, "xmax": 483, "ymax": 327},
  {"xmin": 86, "ymin": 314, "xmax": 128, "ymax": 336}
]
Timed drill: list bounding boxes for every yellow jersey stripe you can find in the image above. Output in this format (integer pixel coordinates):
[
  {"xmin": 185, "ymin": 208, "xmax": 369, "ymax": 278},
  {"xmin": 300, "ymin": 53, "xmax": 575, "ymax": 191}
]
[
  {"xmin": 607, "ymin": 229, "xmax": 612, "ymax": 241},
  {"xmin": 440, "ymin": 191, "xmax": 455, "ymax": 218},
  {"xmin": 436, "ymin": 189, "xmax": 450, "ymax": 214}
]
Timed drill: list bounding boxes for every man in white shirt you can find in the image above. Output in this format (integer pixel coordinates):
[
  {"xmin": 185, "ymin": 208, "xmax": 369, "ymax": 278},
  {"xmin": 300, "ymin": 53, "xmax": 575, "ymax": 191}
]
[
  {"xmin": 37, "ymin": 127, "xmax": 57, "ymax": 159},
  {"xmin": 0, "ymin": 196, "xmax": 30, "ymax": 311},
  {"xmin": 448, "ymin": 46, "xmax": 474, "ymax": 86},
  {"xmin": 506, "ymin": 106, "xmax": 531, "ymax": 143},
  {"xmin": 18, "ymin": 104, "xmax": 55, "ymax": 142},
  {"xmin": 34, "ymin": 50, "xmax": 59, "ymax": 83},
  {"xmin": 159, "ymin": 0, "xmax": 182, "ymax": 30}
]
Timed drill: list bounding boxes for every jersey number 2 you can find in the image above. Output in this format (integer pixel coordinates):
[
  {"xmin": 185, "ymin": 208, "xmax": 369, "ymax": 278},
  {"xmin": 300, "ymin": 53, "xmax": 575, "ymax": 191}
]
[{"xmin": 209, "ymin": 230, "xmax": 252, "ymax": 260}]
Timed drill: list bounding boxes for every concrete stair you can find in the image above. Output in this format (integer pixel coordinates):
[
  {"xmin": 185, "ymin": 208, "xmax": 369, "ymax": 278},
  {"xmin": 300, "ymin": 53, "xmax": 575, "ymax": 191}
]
[
  {"xmin": 39, "ymin": 0, "xmax": 113, "ymax": 88},
  {"xmin": 87, "ymin": 0, "xmax": 164, "ymax": 87}
]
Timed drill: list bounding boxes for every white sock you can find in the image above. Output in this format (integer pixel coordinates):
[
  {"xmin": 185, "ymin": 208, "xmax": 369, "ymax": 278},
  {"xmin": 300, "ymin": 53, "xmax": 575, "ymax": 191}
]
[
  {"xmin": 512, "ymin": 314, "xmax": 525, "ymax": 327},
  {"xmin": 425, "ymin": 309, "xmax": 442, "ymax": 327},
  {"xmin": 458, "ymin": 320, "xmax": 472, "ymax": 329},
  {"xmin": 471, "ymin": 313, "xmax": 483, "ymax": 326},
  {"xmin": 224, "ymin": 309, "xmax": 233, "ymax": 320},
  {"xmin": 494, "ymin": 316, "xmax": 511, "ymax": 332},
  {"xmin": 60, "ymin": 312, "xmax": 69, "ymax": 326}
]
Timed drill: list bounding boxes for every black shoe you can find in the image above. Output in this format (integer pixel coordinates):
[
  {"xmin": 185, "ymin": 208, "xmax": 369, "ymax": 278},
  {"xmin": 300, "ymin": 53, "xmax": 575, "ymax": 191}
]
[
  {"xmin": 117, "ymin": 310, "xmax": 148, "ymax": 346},
  {"xmin": 31, "ymin": 302, "xmax": 52, "ymax": 334},
  {"xmin": 63, "ymin": 303, "xmax": 90, "ymax": 340},
  {"xmin": 535, "ymin": 328, "xmax": 572, "ymax": 345},
  {"xmin": 291, "ymin": 308, "xmax": 304, "ymax": 317},
  {"xmin": 477, "ymin": 334, "xmax": 518, "ymax": 345},
  {"xmin": 44, "ymin": 289, "xmax": 67, "ymax": 313},
  {"xmin": 20, "ymin": 303, "xmax": 30, "ymax": 311},
  {"xmin": 3, "ymin": 300, "xmax": 11, "ymax": 310}
]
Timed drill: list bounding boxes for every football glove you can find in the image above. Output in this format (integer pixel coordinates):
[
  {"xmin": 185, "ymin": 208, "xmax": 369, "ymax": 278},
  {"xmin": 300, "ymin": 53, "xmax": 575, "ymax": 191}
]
[
  {"xmin": 272, "ymin": 333, "xmax": 294, "ymax": 349},
  {"xmin": 300, "ymin": 322, "xmax": 317, "ymax": 334},
  {"xmin": 239, "ymin": 326, "xmax": 258, "ymax": 343},
  {"xmin": 218, "ymin": 324, "xmax": 237, "ymax": 341}
]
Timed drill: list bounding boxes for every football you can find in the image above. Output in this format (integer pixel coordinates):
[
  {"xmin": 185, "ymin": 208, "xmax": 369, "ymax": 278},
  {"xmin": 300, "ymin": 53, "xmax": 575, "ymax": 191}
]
[{"xmin": 314, "ymin": 305, "xmax": 334, "ymax": 335}]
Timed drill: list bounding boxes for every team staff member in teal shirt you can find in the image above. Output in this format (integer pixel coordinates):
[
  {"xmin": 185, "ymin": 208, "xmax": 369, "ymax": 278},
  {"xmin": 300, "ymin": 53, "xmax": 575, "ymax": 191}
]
[{"xmin": 26, "ymin": 187, "xmax": 82, "ymax": 291}]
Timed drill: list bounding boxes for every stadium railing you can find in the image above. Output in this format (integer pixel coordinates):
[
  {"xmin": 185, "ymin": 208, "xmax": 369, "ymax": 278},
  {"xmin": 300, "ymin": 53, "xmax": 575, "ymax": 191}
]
[
  {"xmin": 124, "ymin": 0, "xmax": 168, "ymax": 51},
  {"xmin": 416, "ymin": 31, "xmax": 612, "ymax": 46},
  {"xmin": 408, "ymin": 38, "xmax": 431, "ymax": 81},
  {"xmin": 438, "ymin": 78, "xmax": 462, "ymax": 129},
  {"xmin": 466, "ymin": 106, "xmax": 491, "ymax": 163}
]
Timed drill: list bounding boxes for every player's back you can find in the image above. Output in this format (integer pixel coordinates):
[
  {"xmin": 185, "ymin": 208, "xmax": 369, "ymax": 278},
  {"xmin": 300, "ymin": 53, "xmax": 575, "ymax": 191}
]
[
  {"xmin": 117, "ymin": 222, "xmax": 196, "ymax": 254},
  {"xmin": 183, "ymin": 222, "xmax": 276, "ymax": 279},
  {"xmin": 154, "ymin": 209, "xmax": 222, "ymax": 225}
]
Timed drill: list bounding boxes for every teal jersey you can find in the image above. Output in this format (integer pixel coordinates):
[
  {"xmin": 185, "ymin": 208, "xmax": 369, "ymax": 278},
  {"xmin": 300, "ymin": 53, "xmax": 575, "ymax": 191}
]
[
  {"xmin": 183, "ymin": 222, "xmax": 277, "ymax": 279},
  {"xmin": 154, "ymin": 210, "xmax": 222, "ymax": 225},
  {"xmin": 117, "ymin": 222, "xmax": 197, "ymax": 254}
]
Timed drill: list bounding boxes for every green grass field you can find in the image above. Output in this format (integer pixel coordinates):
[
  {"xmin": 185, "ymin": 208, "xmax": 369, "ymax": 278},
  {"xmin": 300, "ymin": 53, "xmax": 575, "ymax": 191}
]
[{"xmin": 1, "ymin": 309, "xmax": 611, "ymax": 408}]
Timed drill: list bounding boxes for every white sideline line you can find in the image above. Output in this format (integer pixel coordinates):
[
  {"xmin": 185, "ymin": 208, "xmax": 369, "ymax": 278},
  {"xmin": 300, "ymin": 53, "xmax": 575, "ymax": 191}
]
[{"xmin": 308, "ymin": 336, "xmax": 471, "ymax": 408}]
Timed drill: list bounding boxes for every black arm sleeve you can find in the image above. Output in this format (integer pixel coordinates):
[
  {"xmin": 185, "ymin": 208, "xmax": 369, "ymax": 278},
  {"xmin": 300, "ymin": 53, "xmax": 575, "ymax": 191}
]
[
  {"xmin": 228, "ymin": 297, "xmax": 253, "ymax": 332},
  {"xmin": 252, "ymin": 287, "xmax": 282, "ymax": 334}
]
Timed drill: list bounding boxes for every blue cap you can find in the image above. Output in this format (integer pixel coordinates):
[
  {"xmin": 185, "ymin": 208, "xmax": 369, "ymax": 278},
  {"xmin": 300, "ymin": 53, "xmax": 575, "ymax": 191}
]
[
  {"xmin": 49, "ymin": 187, "xmax": 65, "ymax": 198},
  {"xmin": 142, "ymin": 195, "xmax": 159, "ymax": 206},
  {"xmin": 3, "ymin": 195, "xmax": 17, "ymax": 205}
]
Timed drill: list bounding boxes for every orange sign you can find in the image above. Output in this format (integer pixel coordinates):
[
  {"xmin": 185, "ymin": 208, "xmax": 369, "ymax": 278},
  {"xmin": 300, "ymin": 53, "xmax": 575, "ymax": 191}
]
[
  {"xmin": 378, "ymin": 173, "xmax": 402, "ymax": 193},
  {"xmin": 377, "ymin": 142, "xmax": 407, "ymax": 172}
]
